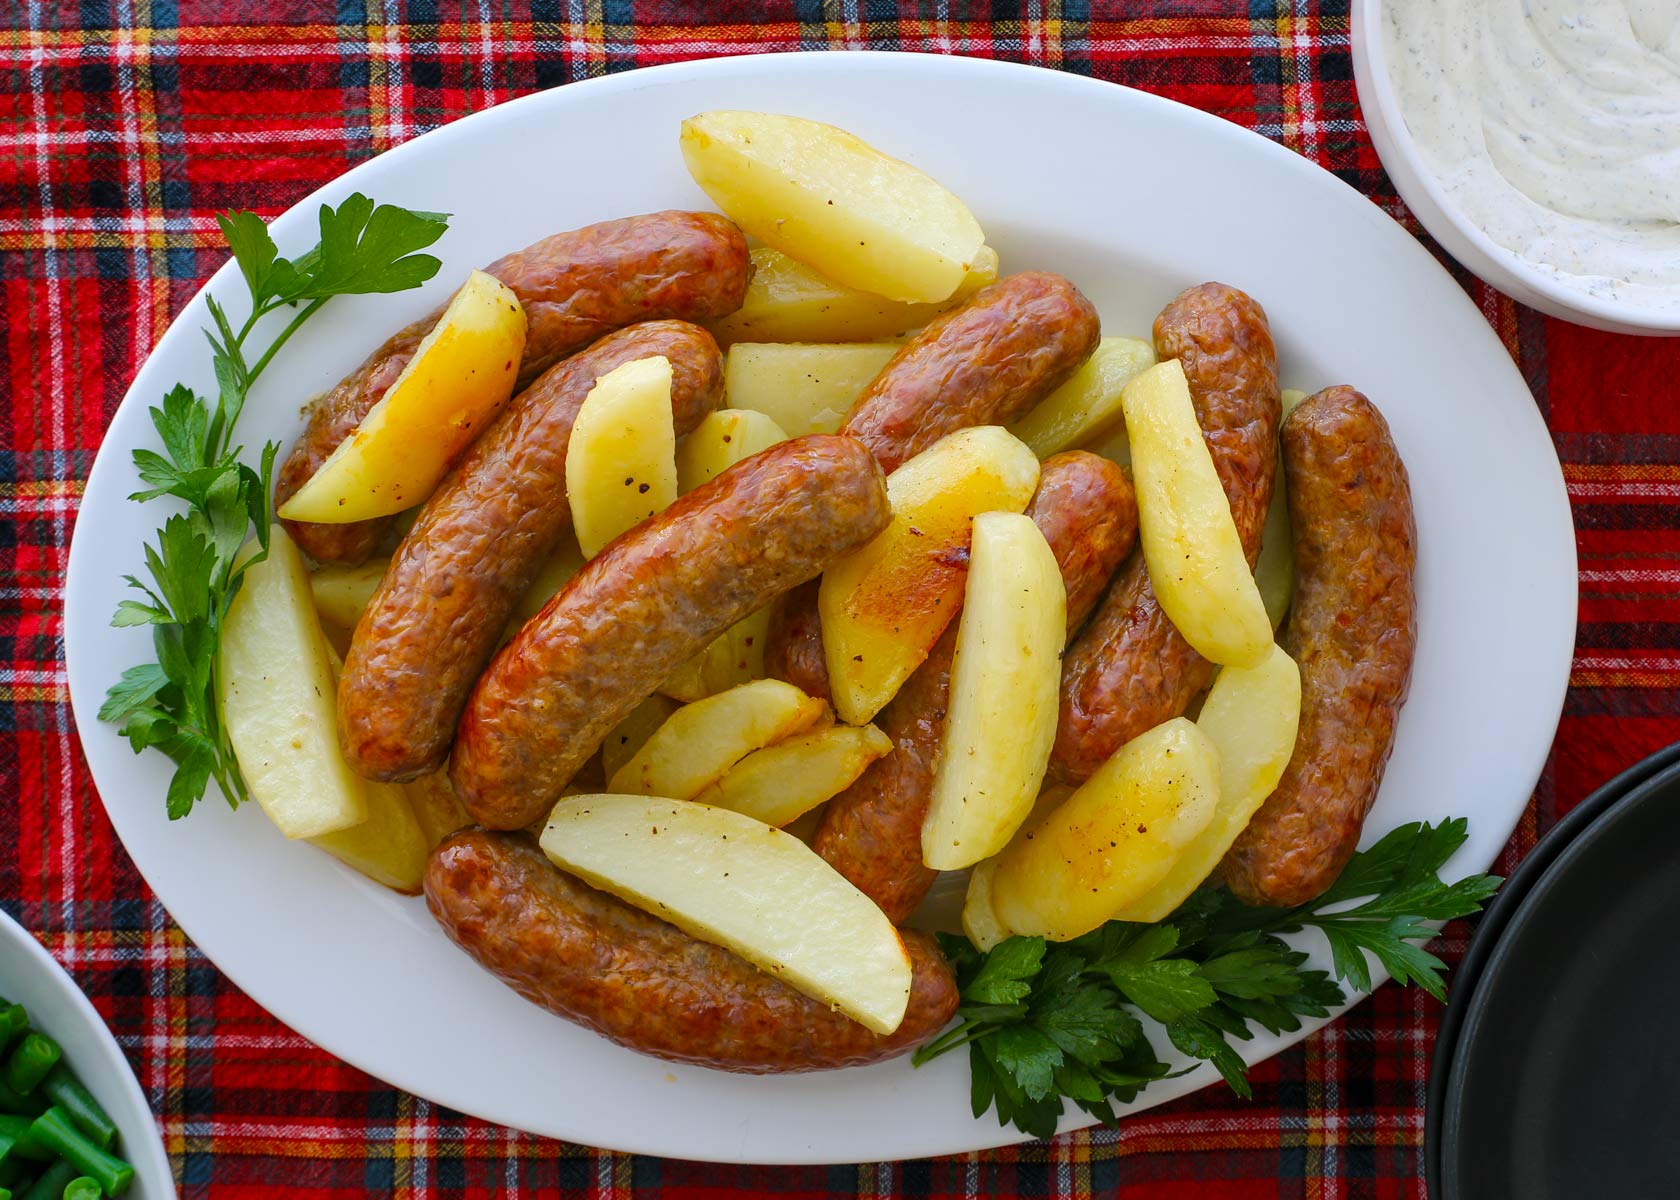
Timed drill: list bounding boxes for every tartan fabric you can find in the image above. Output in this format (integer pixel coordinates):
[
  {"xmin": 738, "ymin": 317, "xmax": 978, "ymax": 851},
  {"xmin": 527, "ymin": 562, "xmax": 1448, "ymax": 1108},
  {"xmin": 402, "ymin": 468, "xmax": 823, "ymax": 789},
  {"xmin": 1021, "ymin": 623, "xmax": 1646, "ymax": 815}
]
[{"xmin": 2, "ymin": 1, "xmax": 1674, "ymax": 1195}]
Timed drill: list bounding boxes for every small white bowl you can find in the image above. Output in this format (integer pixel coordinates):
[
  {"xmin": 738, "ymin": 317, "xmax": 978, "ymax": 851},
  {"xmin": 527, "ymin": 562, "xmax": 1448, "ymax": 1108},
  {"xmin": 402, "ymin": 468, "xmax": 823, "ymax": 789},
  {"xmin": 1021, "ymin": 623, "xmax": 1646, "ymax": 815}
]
[
  {"xmin": 1351, "ymin": 0, "xmax": 1680, "ymax": 337},
  {"xmin": 0, "ymin": 911, "xmax": 174, "ymax": 1197}
]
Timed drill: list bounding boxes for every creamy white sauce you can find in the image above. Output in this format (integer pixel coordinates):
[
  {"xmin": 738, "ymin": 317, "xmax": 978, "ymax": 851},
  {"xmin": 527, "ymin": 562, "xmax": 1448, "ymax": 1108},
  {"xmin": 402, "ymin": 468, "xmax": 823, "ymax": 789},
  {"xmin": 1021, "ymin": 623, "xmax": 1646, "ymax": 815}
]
[{"xmin": 1383, "ymin": 0, "xmax": 1680, "ymax": 314}]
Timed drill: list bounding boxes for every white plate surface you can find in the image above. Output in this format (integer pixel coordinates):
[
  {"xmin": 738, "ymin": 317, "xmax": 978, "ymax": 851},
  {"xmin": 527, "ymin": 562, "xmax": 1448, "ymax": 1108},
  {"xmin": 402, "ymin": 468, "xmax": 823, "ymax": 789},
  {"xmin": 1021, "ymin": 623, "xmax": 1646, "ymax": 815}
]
[
  {"xmin": 63, "ymin": 53, "xmax": 1576, "ymax": 1163},
  {"xmin": 0, "ymin": 911, "xmax": 174, "ymax": 1195}
]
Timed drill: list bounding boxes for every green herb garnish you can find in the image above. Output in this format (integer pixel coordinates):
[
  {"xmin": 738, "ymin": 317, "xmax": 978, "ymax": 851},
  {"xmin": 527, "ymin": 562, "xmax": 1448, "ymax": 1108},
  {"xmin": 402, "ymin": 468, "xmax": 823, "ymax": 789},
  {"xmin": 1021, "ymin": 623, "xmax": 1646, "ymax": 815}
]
[
  {"xmin": 914, "ymin": 818, "xmax": 1501, "ymax": 1137},
  {"xmin": 98, "ymin": 195, "xmax": 449, "ymax": 817}
]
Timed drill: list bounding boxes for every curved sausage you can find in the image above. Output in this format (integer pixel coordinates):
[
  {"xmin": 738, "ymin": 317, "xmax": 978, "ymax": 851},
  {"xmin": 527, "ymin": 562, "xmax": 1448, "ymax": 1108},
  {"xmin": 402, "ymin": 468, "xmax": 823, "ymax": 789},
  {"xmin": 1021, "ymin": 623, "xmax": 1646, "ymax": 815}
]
[
  {"xmin": 839, "ymin": 271, "xmax": 1100, "ymax": 473},
  {"xmin": 276, "ymin": 211, "xmax": 751, "ymax": 565},
  {"xmin": 338, "ymin": 321, "xmax": 725, "ymax": 782},
  {"xmin": 1050, "ymin": 283, "xmax": 1280, "ymax": 783},
  {"xmin": 425, "ymin": 830, "xmax": 958, "ymax": 1073},
  {"xmin": 763, "ymin": 580, "xmax": 832, "ymax": 702},
  {"xmin": 813, "ymin": 452, "xmax": 1138, "ymax": 922},
  {"xmin": 1222, "ymin": 387, "xmax": 1417, "ymax": 907},
  {"xmin": 451, "ymin": 436, "xmax": 892, "ymax": 831}
]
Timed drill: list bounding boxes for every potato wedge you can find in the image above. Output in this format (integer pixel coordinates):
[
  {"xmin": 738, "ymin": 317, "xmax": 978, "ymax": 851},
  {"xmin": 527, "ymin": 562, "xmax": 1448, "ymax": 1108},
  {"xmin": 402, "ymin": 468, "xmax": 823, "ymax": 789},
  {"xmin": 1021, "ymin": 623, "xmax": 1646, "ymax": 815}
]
[
  {"xmin": 660, "ymin": 607, "xmax": 774, "ymax": 703},
  {"xmin": 511, "ymin": 535, "xmax": 587, "ymax": 626},
  {"xmin": 1007, "ymin": 337, "xmax": 1156, "ymax": 458},
  {"xmin": 1255, "ymin": 388, "xmax": 1308, "ymax": 630},
  {"xmin": 309, "ymin": 780, "xmax": 428, "ymax": 894},
  {"xmin": 405, "ymin": 769, "xmax": 473, "ymax": 849},
  {"xmin": 680, "ymin": 111, "xmax": 985, "ymax": 304},
  {"xmin": 565, "ymin": 355, "xmax": 679, "ymax": 558},
  {"xmin": 960, "ymin": 785, "xmax": 1073, "ymax": 950},
  {"xmin": 1125, "ymin": 359, "xmax": 1272, "ymax": 668},
  {"xmin": 1114, "ymin": 645, "xmax": 1301, "ymax": 923},
  {"xmin": 675, "ymin": 408, "xmax": 788, "ymax": 493},
  {"xmin": 991, "ymin": 717, "xmax": 1220, "ymax": 941},
  {"xmin": 693, "ymin": 724, "xmax": 892, "ymax": 827},
  {"xmin": 219, "ymin": 527, "xmax": 367, "ymax": 838},
  {"xmin": 723, "ymin": 343, "xmax": 899, "ymax": 436},
  {"xmin": 820, "ymin": 426, "xmax": 1040, "ymax": 725},
  {"xmin": 309, "ymin": 559, "xmax": 389, "ymax": 633},
  {"xmin": 541, "ymin": 794, "xmax": 912, "ymax": 1034},
  {"xmin": 607, "ymin": 679, "xmax": 827, "ymax": 800},
  {"xmin": 922, "ymin": 513, "xmax": 1065, "ymax": 869},
  {"xmin": 708, "ymin": 246, "xmax": 999, "ymax": 346},
  {"xmin": 278, "ymin": 270, "xmax": 527, "ymax": 522},
  {"xmin": 599, "ymin": 694, "xmax": 681, "ymax": 784}
]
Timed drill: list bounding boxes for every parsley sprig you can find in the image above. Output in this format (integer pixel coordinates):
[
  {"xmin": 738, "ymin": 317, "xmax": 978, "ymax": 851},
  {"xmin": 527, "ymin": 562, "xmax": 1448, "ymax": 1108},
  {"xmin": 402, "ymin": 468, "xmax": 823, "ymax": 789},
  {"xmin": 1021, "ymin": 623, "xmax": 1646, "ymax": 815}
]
[
  {"xmin": 98, "ymin": 195, "xmax": 449, "ymax": 818},
  {"xmin": 914, "ymin": 819, "xmax": 1501, "ymax": 1137}
]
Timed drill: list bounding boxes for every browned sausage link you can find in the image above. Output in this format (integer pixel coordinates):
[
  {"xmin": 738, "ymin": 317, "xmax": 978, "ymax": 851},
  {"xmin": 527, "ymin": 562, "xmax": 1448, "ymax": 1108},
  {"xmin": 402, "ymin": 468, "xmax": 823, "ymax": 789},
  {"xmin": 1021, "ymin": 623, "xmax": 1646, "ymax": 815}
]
[
  {"xmin": 763, "ymin": 579, "xmax": 831, "ymax": 702},
  {"xmin": 1050, "ymin": 283, "xmax": 1280, "ymax": 783},
  {"xmin": 1222, "ymin": 387, "xmax": 1417, "ymax": 907},
  {"xmin": 812, "ymin": 452, "xmax": 1138, "ymax": 923},
  {"xmin": 275, "ymin": 211, "xmax": 751, "ymax": 565},
  {"xmin": 451, "ymin": 436, "xmax": 892, "ymax": 831},
  {"xmin": 338, "ymin": 322, "xmax": 726, "ymax": 783},
  {"xmin": 839, "ymin": 271, "xmax": 1101, "ymax": 474},
  {"xmin": 425, "ymin": 830, "xmax": 957, "ymax": 1072}
]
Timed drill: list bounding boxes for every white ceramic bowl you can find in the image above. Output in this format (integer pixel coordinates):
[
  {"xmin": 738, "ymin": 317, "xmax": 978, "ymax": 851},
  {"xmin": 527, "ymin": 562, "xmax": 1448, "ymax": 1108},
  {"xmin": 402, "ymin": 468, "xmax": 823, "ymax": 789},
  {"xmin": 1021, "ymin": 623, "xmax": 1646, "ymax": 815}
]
[
  {"xmin": 0, "ymin": 912, "xmax": 174, "ymax": 1196},
  {"xmin": 1351, "ymin": 0, "xmax": 1680, "ymax": 337}
]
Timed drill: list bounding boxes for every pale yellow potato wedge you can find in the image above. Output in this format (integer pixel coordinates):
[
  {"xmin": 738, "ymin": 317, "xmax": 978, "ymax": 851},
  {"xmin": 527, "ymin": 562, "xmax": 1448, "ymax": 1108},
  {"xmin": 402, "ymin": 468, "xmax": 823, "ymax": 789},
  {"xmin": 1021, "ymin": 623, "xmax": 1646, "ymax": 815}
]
[
  {"xmin": 542, "ymin": 794, "xmax": 912, "ymax": 1033},
  {"xmin": 599, "ymin": 694, "xmax": 681, "ymax": 784},
  {"xmin": 675, "ymin": 408, "xmax": 788, "ymax": 493},
  {"xmin": 566, "ymin": 355, "xmax": 678, "ymax": 558},
  {"xmin": 510, "ymin": 535, "xmax": 587, "ymax": 627},
  {"xmin": 922, "ymin": 513, "xmax": 1065, "ymax": 869},
  {"xmin": 219, "ymin": 527, "xmax": 367, "ymax": 838},
  {"xmin": 991, "ymin": 717, "xmax": 1220, "ymax": 941},
  {"xmin": 961, "ymin": 859, "xmax": 1011, "ymax": 953},
  {"xmin": 308, "ymin": 558, "xmax": 389, "ymax": 633},
  {"xmin": 723, "ymin": 343, "xmax": 898, "ymax": 436},
  {"xmin": 820, "ymin": 426, "xmax": 1040, "ymax": 725},
  {"xmin": 708, "ymin": 246, "xmax": 999, "ymax": 346},
  {"xmin": 1114, "ymin": 645, "xmax": 1301, "ymax": 923},
  {"xmin": 309, "ymin": 780, "xmax": 428, "ymax": 894},
  {"xmin": 681, "ymin": 111, "xmax": 985, "ymax": 304},
  {"xmin": 607, "ymin": 679, "xmax": 827, "ymax": 800},
  {"xmin": 660, "ymin": 607, "xmax": 774, "ymax": 703},
  {"xmin": 1125, "ymin": 359, "xmax": 1272, "ymax": 668},
  {"xmin": 279, "ymin": 271, "xmax": 526, "ymax": 522},
  {"xmin": 693, "ymin": 724, "xmax": 892, "ymax": 827},
  {"xmin": 1008, "ymin": 337, "xmax": 1156, "ymax": 458},
  {"xmin": 1255, "ymin": 388, "xmax": 1309, "ymax": 629},
  {"xmin": 405, "ymin": 769, "xmax": 473, "ymax": 849}
]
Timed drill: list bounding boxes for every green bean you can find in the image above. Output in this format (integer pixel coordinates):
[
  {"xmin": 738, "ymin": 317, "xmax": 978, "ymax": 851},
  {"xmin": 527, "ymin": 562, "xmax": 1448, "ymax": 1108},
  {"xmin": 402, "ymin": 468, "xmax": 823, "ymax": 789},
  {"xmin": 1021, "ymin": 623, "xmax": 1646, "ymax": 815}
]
[
  {"xmin": 18, "ymin": 1111, "xmax": 129, "ymax": 1197},
  {"xmin": 35, "ymin": 1072, "xmax": 112, "ymax": 1154},
  {"xmin": 0, "ymin": 1009, "xmax": 28, "ymax": 1058},
  {"xmin": 0, "ymin": 1157, "xmax": 24, "ymax": 1187},
  {"xmin": 17, "ymin": 1161, "xmax": 74, "ymax": 1200},
  {"xmin": 3, "ymin": 1039, "xmax": 59, "ymax": 1098},
  {"xmin": 58, "ymin": 1180, "xmax": 96, "ymax": 1200},
  {"xmin": 0, "ymin": 1078, "xmax": 44, "ymax": 1120},
  {"xmin": 0, "ymin": 1184, "xmax": 10, "ymax": 1200}
]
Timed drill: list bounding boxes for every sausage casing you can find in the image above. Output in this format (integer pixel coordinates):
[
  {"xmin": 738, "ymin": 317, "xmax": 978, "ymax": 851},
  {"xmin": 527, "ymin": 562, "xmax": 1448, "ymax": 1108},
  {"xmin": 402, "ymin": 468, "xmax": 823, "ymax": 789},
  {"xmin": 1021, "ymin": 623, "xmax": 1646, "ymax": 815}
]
[
  {"xmin": 450, "ymin": 435, "xmax": 892, "ymax": 831},
  {"xmin": 338, "ymin": 321, "xmax": 726, "ymax": 783},
  {"xmin": 1222, "ymin": 387, "xmax": 1418, "ymax": 907},
  {"xmin": 1050, "ymin": 282, "xmax": 1280, "ymax": 783},
  {"xmin": 812, "ymin": 452, "xmax": 1138, "ymax": 922},
  {"xmin": 425, "ymin": 830, "xmax": 959, "ymax": 1073},
  {"xmin": 275, "ymin": 211, "xmax": 750, "ymax": 565}
]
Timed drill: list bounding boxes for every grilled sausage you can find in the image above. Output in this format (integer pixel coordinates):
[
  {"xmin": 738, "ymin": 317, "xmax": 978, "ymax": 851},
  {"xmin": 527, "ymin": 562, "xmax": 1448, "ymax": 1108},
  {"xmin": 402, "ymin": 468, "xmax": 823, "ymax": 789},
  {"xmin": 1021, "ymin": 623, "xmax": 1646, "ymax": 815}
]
[
  {"xmin": 1050, "ymin": 283, "xmax": 1280, "ymax": 783},
  {"xmin": 425, "ymin": 830, "xmax": 958, "ymax": 1072},
  {"xmin": 1222, "ymin": 387, "xmax": 1417, "ymax": 907},
  {"xmin": 763, "ymin": 580, "xmax": 832, "ymax": 703},
  {"xmin": 839, "ymin": 271, "xmax": 1100, "ymax": 473},
  {"xmin": 813, "ymin": 452, "xmax": 1137, "ymax": 922},
  {"xmin": 275, "ymin": 211, "xmax": 751, "ymax": 565},
  {"xmin": 451, "ymin": 436, "xmax": 892, "ymax": 831},
  {"xmin": 337, "ymin": 321, "xmax": 725, "ymax": 782}
]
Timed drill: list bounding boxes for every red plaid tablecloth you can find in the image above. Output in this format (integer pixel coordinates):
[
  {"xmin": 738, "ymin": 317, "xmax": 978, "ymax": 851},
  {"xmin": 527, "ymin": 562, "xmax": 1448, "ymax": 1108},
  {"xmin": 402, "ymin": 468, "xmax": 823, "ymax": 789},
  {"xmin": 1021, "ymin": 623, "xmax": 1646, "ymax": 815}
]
[{"xmin": 3, "ymin": 2, "xmax": 1674, "ymax": 1196}]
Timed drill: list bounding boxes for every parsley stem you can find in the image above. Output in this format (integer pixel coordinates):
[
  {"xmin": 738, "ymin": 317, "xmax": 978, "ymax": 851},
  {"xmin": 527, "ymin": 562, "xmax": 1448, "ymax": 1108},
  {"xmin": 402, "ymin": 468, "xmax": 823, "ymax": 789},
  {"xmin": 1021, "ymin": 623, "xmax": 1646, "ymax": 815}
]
[
  {"xmin": 912, "ymin": 1022, "xmax": 996, "ymax": 1066},
  {"xmin": 244, "ymin": 297, "xmax": 328, "ymax": 383}
]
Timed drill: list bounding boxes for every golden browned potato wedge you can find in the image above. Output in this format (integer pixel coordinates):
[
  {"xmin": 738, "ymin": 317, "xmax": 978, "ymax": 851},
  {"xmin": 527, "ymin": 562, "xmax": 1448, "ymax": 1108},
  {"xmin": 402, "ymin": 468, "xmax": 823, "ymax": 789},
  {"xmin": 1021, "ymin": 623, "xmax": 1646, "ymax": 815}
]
[
  {"xmin": 1125, "ymin": 359, "xmax": 1272, "ymax": 668},
  {"xmin": 600, "ymin": 694, "xmax": 682, "ymax": 784},
  {"xmin": 961, "ymin": 786, "xmax": 1075, "ymax": 951},
  {"xmin": 310, "ymin": 780, "xmax": 429, "ymax": 894},
  {"xmin": 675, "ymin": 408, "xmax": 788, "ymax": 493},
  {"xmin": 541, "ymin": 794, "xmax": 912, "ymax": 1034},
  {"xmin": 922, "ymin": 513, "xmax": 1066, "ymax": 870},
  {"xmin": 707, "ymin": 246, "xmax": 998, "ymax": 346},
  {"xmin": 722, "ymin": 343, "xmax": 899, "ymax": 436},
  {"xmin": 405, "ymin": 769, "xmax": 473, "ymax": 849},
  {"xmin": 219, "ymin": 528, "xmax": 368, "ymax": 838},
  {"xmin": 692, "ymin": 724, "xmax": 892, "ymax": 827},
  {"xmin": 566, "ymin": 355, "xmax": 679, "ymax": 558},
  {"xmin": 820, "ymin": 426, "xmax": 1040, "ymax": 725},
  {"xmin": 680, "ymin": 111, "xmax": 985, "ymax": 304},
  {"xmin": 606, "ymin": 679, "xmax": 827, "ymax": 800},
  {"xmin": 990, "ymin": 717, "xmax": 1219, "ymax": 941},
  {"xmin": 278, "ymin": 270, "xmax": 527, "ymax": 522},
  {"xmin": 1007, "ymin": 336, "xmax": 1156, "ymax": 459}
]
